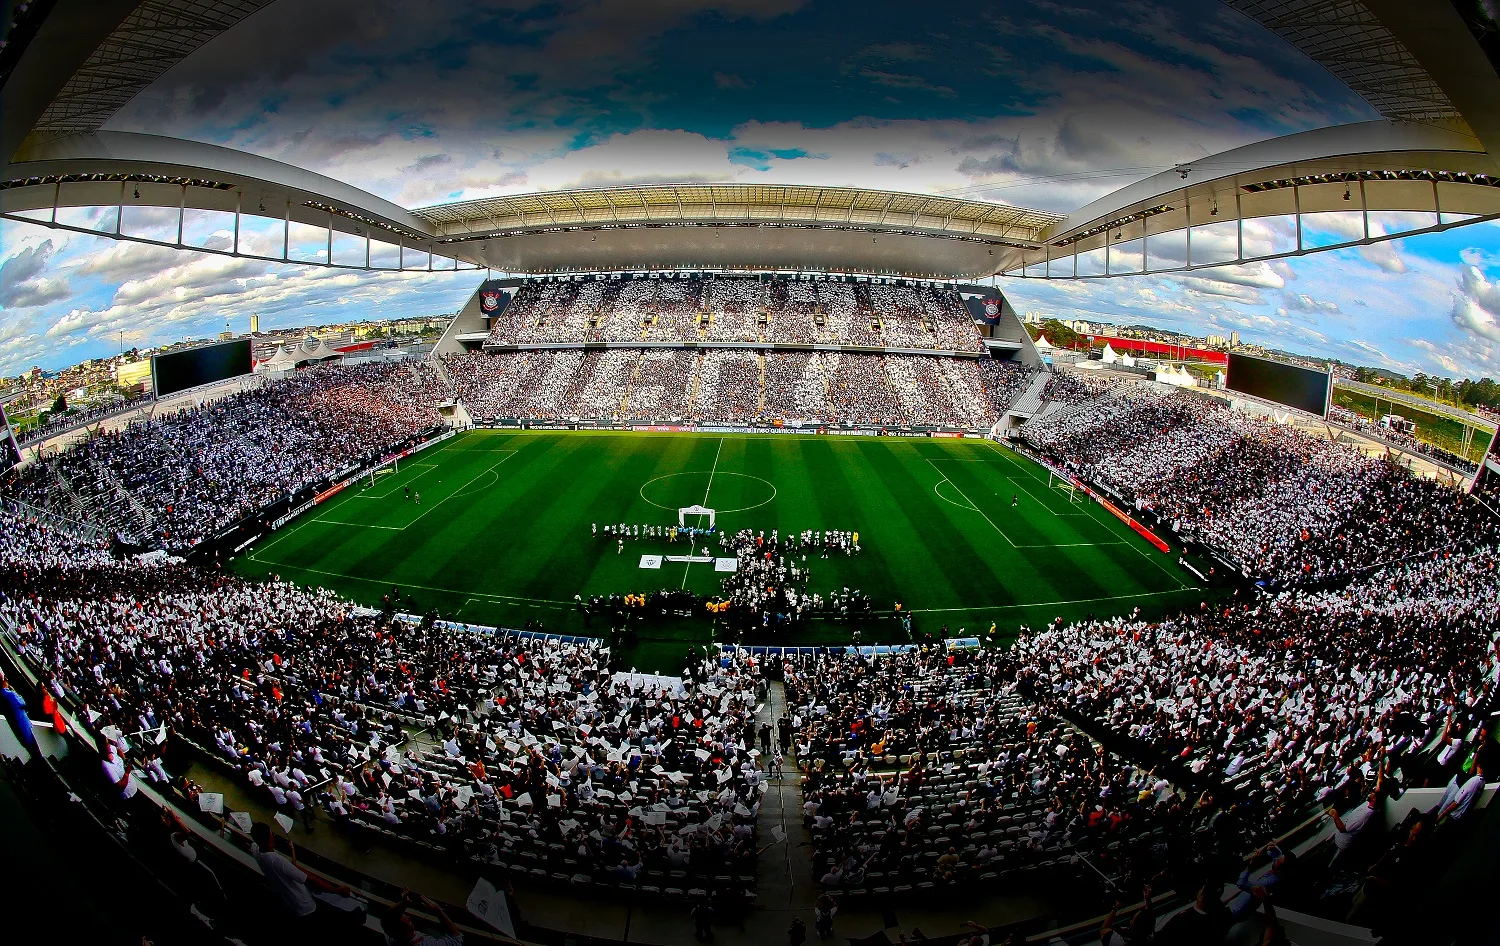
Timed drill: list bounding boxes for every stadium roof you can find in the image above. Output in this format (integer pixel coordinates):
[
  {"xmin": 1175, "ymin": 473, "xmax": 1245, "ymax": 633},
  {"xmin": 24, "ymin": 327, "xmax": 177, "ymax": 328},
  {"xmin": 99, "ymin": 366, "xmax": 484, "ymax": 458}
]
[
  {"xmin": 23, "ymin": 1, "xmax": 276, "ymax": 143},
  {"xmin": 1, "ymin": 0, "xmax": 1499, "ymax": 279},
  {"xmin": 1224, "ymin": 0, "xmax": 1463, "ymax": 126},
  {"xmin": 411, "ymin": 184, "xmax": 1063, "ymax": 245}
]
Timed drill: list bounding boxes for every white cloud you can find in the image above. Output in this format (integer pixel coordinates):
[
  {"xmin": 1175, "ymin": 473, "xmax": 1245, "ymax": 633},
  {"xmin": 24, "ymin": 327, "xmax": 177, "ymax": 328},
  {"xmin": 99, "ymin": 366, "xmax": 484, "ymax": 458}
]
[{"xmin": 0, "ymin": 239, "xmax": 71, "ymax": 309}]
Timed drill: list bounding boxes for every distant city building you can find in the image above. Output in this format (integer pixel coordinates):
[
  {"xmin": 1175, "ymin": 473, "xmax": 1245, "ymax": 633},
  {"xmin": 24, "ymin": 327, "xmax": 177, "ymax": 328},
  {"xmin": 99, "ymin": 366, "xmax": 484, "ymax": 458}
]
[
  {"xmin": 250, "ymin": 313, "xmax": 260, "ymax": 333},
  {"xmin": 1230, "ymin": 331, "xmax": 1240, "ymax": 347},
  {"xmin": 1206, "ymin": 334, "xmax": 1229, "ymax": 347}
]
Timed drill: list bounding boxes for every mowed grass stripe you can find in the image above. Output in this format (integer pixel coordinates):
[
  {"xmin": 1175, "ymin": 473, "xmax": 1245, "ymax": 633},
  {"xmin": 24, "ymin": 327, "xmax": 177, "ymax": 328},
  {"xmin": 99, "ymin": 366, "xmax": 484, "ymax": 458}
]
[
  {"xmin": 420, "ymin": 434, "xmax": 581, "ymax": 596},
  {"xmin": 858, "ymin": 440, "xmax": 1019, "ymax": 608},
  {"xmin": 981, "ymin": 440, "xmax": 1191, "ymax": 592},
  {"xmin": 250, "ymin": 437, "xmax": 487, "ymax": 568},
  {"xmin": 956, "ymin": 460, "xmax": 1119, "ymax": 546},
  {"xmin": 796, "ymin": 438, "xmax": 910, "ymax": 600},
  {"xmin": 318, "ymin": 438, "xmax": 522, "ymax": 582},
  {"xmin": 233, "ymin": 431, "xmax": 1202, "ymax": 638},
  {"xmin": 921, "ymin": 444, "xmax": 1105, "ymax": 605},
  {"xmin": 581, "ymin": 435, "xmax": 710, "ymax": 593}
]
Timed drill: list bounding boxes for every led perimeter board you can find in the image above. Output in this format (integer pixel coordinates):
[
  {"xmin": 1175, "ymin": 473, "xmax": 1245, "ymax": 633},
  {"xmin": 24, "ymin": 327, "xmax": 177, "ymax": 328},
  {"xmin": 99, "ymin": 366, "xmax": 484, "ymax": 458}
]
[
  {"xmin": 1225, "ymin": 352, "xmax": 1331, "ymax": 417},
  {"xmin": 152, "ymin": 339, "xmax": 252, "ymax": 398}
]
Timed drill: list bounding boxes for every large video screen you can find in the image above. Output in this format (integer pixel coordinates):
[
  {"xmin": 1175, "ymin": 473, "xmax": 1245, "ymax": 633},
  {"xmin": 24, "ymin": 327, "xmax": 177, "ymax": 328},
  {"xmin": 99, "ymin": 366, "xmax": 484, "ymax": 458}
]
[
  {"xmin": 1225, "ymin": 352, "xmax": 1330, "ymax": 417},
  {"xmin": 153, "ymin": 339, "xmax": 252, "ymax": 397}
]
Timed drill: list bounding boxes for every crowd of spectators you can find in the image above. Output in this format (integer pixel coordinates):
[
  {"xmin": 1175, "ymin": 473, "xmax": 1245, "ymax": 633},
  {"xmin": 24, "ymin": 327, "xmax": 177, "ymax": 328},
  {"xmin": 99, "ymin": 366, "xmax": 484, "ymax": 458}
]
[
  {"xmin": 786, "ymin": 646, "xmax": 1215, "ymax": 900},
  {"xmin": 445, "ymin": 350, "xmax": 1035, "ymax": 429},
  {"xmin": 15, "ymin": 397, "xmax": 145, "ymax": 445},
  {"xmin": 781, "ymin": 551, "xmax": 1497, "ymax": 934},
  {"xmin": 1326, "ymin": 405, "xmax": 1477, "ymax": 472},
  {"xmin": 0, "ymin": 508, "xmax": 770, "ymax": 903},
  {"xmin": 3, "ymin": 361, "xmax": 450, "ymax": 549},
  {"xmin": 1, "ymin": 447, "xmax": 1495, "ymax": 938},
  {"xmin": 7, "ymin": 345, "xmax": 1495, "ymax": 939},
  {"xmin": 1020, "ymin": 381, "xmax": 1500, "ymax": 581},
  {"xmin": 1015, "ymin": 545, "xmax": 1499, "ymax": 832},
  {"xmin": 694, "ymin": 351, "xmax": 764, "ymax": 424},
  {"xmin": 482, "ymin": 277, "xmax": 984, "ymax": 352},
  {"xmin": 1037, "ymin": 371, "xmax": 1125, "ymax": 408}
]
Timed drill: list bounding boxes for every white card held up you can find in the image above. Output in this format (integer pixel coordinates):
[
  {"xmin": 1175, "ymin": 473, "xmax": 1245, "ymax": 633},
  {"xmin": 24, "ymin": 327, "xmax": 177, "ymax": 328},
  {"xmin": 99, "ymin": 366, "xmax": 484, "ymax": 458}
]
[
  {"xmin": 466, "ymin": 877, "xmax": 517, "ymax": 937},
  {"xmin": 197, "ymin": 792, "xmax": 224, "ymax": 814},
  {"xmin": 274, "ymin": 812, "xmax": 295, "ymax": 834},
  {"xmin": 229, "ymin": 811, "xmax": 254, "ymax": 833}
]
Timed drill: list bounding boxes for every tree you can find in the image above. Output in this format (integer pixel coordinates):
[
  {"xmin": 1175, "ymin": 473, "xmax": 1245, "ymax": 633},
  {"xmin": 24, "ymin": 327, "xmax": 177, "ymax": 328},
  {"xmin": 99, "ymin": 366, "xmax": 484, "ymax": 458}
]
[
  {"xmin": 51, "ymin": 393, "xmax": 67, "ymax": 415},
  {"xmin": 1031, "ymin": 319, "xmax": 1081, "ymax": 350}
]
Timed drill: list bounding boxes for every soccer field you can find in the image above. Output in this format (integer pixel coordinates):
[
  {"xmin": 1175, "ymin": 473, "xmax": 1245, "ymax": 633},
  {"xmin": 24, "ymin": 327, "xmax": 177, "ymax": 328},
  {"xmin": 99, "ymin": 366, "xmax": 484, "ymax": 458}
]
[{"xmin": 232, "ymin": 430, "xmax": 1202, "ymax": 668}]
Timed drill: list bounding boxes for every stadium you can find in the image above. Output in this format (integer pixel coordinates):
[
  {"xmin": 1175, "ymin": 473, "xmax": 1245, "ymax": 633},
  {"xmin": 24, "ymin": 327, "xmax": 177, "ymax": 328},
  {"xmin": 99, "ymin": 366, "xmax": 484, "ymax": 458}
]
[{"xmin": 1, "ymin": 2, "xmax": 1500, "ymax": 946}]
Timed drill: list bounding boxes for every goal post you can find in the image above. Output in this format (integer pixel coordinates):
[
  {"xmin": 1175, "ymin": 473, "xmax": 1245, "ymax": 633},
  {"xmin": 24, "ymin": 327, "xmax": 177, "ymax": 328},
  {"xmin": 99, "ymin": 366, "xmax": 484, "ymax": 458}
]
[
  {"xmin": 365, "ymin": 455, "xmax": 399, "ymax": 489},
  {"xmin": 1049, "ymin": 471, "xmax": 1085, "ymax": 503}
]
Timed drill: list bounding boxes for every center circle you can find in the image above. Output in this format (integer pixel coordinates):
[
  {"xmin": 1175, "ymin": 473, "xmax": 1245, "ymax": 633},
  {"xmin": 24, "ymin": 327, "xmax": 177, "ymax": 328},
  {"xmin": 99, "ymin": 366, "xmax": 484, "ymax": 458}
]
[{"xmin": 639, "ymin": 471, "xmax": 778, "ymax": 515}]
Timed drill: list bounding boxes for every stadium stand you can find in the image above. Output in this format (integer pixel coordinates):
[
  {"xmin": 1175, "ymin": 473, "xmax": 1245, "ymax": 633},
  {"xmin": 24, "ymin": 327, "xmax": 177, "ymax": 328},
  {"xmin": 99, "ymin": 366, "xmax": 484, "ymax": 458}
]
[
  {"xmin": 445, "ymin": 350, "xmax": 1033, "ymax": 428},
  {"xmin": 2, "ymin": 351, "xmax": 1497, "ymax": 943},
  {"xmin": 482, "ymin": 276, "xmax": 984, "ymax": 352},
  {"xmin": 1017, "ymin": 381, "xmax": 1500, "ymax": 582},
  {"xmin": 451, "ymin": 274, "xmax": 1031, "ymax": 429},
  {"xmin": 3, "ymin": 361, "xmax": 451, "ymax": 550},
  {"xmin": 0, "ymin": 510, "xmax": 765, "ymax": 904}
]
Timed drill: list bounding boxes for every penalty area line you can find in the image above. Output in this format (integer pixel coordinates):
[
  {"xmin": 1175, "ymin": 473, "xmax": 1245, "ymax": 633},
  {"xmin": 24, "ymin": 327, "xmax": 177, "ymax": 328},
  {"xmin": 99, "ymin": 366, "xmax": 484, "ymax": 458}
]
[{"xmin": 925, "ymin": 457, "xmax": 1017, "ymax": 549}]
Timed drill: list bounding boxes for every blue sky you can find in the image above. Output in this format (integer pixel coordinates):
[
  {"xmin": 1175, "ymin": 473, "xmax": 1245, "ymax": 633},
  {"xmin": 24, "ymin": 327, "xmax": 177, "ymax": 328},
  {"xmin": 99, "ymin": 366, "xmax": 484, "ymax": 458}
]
[{"xmin": 3, "ymin": 0, "xmax": 1500, "ymax": 379}]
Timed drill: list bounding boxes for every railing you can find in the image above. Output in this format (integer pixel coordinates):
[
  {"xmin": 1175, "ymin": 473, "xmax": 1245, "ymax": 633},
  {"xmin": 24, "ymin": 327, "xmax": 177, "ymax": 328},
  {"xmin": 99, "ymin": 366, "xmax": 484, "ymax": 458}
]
[{"xmin": 0, "ymin": 492, "xmax": 106, "ymax": 542}]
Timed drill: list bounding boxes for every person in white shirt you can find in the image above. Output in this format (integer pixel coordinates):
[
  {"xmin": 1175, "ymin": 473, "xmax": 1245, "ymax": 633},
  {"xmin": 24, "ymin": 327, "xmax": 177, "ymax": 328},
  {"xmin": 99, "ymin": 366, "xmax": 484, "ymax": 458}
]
[
  {"xmin": 1436, "ymin": 773, "xmax": 1485, "ymax": 823},
  {"xmin": 250, "ymin": 822, "xmax": 355, "ymax": 929},
  {"xmin": 1329, "ymin": 792, "xmax": 1380, "ymax": 865},
  {"xmin": 101, "ymin": 741, "xmax": 138, "ymax": 801}
]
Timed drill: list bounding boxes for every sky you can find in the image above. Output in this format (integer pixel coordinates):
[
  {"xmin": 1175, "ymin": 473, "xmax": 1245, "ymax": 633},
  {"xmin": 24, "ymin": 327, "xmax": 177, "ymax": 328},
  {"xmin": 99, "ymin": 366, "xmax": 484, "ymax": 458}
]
[{"xmin": 3, "ymin": 0, "xmax": 1500, "ymax": 379}]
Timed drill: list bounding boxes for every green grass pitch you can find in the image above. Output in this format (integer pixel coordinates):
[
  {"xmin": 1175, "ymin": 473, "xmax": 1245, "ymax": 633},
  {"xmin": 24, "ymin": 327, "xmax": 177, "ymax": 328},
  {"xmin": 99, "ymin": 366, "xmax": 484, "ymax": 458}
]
[{"xmin": 231, "ymin": 431, "xmax": 1204, "ymax": 670}]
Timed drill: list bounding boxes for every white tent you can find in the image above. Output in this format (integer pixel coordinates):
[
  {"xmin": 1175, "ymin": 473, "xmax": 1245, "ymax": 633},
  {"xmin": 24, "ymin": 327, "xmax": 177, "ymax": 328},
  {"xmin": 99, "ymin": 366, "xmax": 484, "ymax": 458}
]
[
  {"xmin": 1120, "ymin": 353, "xmax": 1136, "ymax": 367},
  {"xmin": 1154, "ymin": 364, "xmax": 1197, "ymax": 388},
  {"xmin": 1099, "ymin": 342, "xmax": 1120, "ymax": 364},
  {"xmin": 1033, "ymin": 334, "xmax": 1055, "ymax": 352},
  {"xmin": 255, "ymin": 344, "xmax": 301, "ymax": 373},
  {"xmin": 299, "ymin": 336, "xmax": 340, "ymax": 362}
]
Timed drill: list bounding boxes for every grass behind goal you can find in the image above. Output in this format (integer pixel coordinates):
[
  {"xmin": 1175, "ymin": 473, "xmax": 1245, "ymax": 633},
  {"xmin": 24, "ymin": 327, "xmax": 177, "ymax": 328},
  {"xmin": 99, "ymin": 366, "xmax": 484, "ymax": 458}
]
[{"xmin": 231, "ymin": 431, "xmax": 1202, "ymax": 670}]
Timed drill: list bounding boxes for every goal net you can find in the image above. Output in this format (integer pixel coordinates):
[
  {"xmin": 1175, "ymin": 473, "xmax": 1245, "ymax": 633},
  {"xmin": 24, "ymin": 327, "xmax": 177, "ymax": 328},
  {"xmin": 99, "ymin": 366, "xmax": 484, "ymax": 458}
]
[
  {"xmin": 1048, "ymin": 471, "xmax": 1086, "ymax": 503},
  {"xmin": 365, "ymin": 457, "xmax": 398, "ymax": 487}
]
